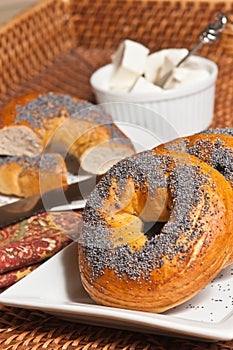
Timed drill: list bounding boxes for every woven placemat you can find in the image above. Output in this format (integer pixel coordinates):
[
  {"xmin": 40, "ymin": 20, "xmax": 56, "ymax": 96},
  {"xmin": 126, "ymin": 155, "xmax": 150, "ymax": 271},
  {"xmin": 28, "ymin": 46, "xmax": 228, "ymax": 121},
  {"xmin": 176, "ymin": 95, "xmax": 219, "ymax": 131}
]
[{"xmin": 0, "ymin": 305, "xmax": 232, "ymax": 349}]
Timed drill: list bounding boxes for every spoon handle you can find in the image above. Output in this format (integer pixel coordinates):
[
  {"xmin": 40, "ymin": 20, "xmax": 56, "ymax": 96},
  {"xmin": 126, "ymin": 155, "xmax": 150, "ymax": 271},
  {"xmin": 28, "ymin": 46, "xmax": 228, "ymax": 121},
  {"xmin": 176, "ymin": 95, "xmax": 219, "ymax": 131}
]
[
  {"xmin": 176, "ymin": 41, "xmax": 204, "ymax": 68},
  {"xmin": 157, "ymin": 12, "xmax": 227, "ymax": 88}
]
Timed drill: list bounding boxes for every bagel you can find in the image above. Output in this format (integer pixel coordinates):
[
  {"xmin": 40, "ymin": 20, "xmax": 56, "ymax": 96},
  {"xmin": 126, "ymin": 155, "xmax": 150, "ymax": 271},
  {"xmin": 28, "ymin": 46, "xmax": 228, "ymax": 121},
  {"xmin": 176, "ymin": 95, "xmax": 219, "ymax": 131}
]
[
  {"xmin": 202, "ymin": 127, "xmax": 233, "ymax": 137},
  {"xmin": 0, "ymin": 92, "xmax": 88, "ymax": 157},
  {"xmin": 0, "ymin": 92, "xmax": 135, "ymax": 175},
  {"xmin": 78, "ymin": 148, "xmax": 233, "ymax": 313},
  {"xmin": 160, "ymin": 132, "xmax": 233, "ymax": 188}
]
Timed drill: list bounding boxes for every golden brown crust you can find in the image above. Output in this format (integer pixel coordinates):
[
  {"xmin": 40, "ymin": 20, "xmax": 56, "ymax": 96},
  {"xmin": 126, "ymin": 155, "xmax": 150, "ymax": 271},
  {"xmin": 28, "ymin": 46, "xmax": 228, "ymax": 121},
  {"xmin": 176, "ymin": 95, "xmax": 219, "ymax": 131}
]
[
  {"xmin": 0, "ymin": 91, "xmax": 85, "ymax": 152},
  {"xmin": 0, "ymin": 92, "xmax": 43, "ymax": 128},
  {"xmin": 0, "ymin": 153, "xmax": 67, "ymax": 197},
  {"xmin": 78, "ymin": 147, "xmax": 233, "ymax": 313},
  {"xmin": 158, "ymin": 131, "xmax": 233, "ymax": 266},
  {"xmin": 159, "ymin": 132, "xmax": 233, "ymax": 188}
]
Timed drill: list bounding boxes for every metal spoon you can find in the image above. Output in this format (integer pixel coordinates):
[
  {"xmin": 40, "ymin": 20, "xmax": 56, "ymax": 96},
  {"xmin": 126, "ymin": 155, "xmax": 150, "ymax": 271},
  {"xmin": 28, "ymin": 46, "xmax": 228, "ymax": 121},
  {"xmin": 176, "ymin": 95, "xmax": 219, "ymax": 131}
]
[{"xmin": 156, "ymin": 12, "xmax": 228, "ymax": 88}]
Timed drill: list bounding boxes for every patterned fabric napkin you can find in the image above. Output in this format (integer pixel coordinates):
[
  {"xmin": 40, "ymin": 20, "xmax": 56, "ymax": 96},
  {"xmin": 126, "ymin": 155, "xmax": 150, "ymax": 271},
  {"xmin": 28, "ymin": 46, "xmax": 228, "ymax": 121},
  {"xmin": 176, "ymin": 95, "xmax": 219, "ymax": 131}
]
[{"xmin": 0, "ymin": 210, "xmax": 82, "ymax": 289}]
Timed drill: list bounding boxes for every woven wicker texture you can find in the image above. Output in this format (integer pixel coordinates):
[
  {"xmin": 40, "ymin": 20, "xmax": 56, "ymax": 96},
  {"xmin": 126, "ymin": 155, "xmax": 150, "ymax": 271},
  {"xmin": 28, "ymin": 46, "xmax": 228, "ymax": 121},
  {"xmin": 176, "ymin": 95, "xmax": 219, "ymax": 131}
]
[
  {"xmin": 0, "ymin": 0, "xmax": 233, "ymax": 349},
  {"xmin": 1, "ymin": 306, "xmax": 233, "ymax": 350}
]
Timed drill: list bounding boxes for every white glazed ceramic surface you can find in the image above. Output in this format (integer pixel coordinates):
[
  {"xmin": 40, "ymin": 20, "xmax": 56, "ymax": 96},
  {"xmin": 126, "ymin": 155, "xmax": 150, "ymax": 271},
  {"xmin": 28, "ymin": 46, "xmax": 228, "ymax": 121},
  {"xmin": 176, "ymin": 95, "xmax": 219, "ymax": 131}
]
[
  {"xmin": 1, "ymin": 242, "xmax": 233, "ymax": 342},
  {"xmin": 90, "ymin": 57, "xmax": 218, "ymax": 138}
]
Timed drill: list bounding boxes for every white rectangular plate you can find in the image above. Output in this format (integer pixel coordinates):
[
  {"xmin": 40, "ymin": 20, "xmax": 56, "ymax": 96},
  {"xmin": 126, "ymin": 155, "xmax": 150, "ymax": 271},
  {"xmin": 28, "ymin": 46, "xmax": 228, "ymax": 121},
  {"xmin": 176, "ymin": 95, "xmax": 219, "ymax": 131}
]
[{"xmin": 0, "ymin": 242, "xmax": 233, "ymax": 342}]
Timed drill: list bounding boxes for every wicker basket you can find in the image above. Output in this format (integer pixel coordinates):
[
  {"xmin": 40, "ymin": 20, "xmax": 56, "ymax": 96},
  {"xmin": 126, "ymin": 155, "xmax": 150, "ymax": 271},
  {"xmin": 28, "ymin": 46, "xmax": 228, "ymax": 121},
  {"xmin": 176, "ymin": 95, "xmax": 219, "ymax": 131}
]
[
  {"xmin": 0, "ymin": 0, "xmax": 232, "ymax": 127},
  {"xmin": 1, "ymin": 0, "xmax": 233, "ymax": 349}
]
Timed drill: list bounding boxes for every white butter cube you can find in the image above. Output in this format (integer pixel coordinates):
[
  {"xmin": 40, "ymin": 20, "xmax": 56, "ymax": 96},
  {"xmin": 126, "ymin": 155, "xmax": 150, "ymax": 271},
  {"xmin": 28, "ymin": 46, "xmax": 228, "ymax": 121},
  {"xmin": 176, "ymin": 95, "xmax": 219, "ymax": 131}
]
[
  {"xmin": 144, "ymin": 49, "xmax": 166, "ymax": 83},
  {"xmin": 110, "ymin": 67, "xmax": 140, "ymax": 91},
  {"xmin": 145, "ymin": 48, "xmax": 189, "ymax": 84},
  {"xmin": 167, "ymin": 48, "xmax": 189, "ymax": 65},
  {"xmin": 131, "ymin": 76, "xmax": 162, "ymax": 93},
  {"xmin": 110, "ymin": 40, "xmax": 149, "ymax": 91},
  {"xmin": 164, "ymin": 67, "xmax": 210, "ymax": 90}
]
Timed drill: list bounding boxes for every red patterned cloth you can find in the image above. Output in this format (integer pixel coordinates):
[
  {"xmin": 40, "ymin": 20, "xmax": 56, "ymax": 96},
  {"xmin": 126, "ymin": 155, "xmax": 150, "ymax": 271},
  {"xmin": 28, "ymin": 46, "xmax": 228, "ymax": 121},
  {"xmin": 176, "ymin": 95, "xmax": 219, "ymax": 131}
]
[
  {"xmin": 0, "ymin": 264, "xmax": 40, "ymax": 289},
  {"xmin": 0, "ymin": 211, "xmax": 82, "ymax": 288}
]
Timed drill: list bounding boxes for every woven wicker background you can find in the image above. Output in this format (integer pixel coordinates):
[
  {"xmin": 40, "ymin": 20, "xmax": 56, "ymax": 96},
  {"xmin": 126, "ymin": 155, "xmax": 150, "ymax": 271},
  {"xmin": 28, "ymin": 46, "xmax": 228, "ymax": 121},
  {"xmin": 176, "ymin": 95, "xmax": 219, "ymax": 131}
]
[{"xmin": 0, "ymin": 0, "xmax": 233, "ymax": 349}]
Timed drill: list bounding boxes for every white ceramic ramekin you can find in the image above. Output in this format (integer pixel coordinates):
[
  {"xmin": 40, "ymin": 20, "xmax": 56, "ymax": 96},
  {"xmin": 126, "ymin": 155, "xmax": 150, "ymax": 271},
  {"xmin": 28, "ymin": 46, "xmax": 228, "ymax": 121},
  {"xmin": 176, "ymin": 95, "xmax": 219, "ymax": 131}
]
[{"xmin": 90, "ymin": 56, "xmax": 218, "ymax": 141}]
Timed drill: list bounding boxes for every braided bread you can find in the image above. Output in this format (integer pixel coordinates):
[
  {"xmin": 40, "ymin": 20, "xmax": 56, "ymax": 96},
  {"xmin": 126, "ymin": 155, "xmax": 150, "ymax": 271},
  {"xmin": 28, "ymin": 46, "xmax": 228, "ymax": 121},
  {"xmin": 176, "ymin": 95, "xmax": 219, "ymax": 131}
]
[{"xmin": 78, "ymin": 143, "xmax": 233, "ymax": 313}]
